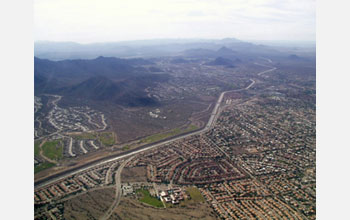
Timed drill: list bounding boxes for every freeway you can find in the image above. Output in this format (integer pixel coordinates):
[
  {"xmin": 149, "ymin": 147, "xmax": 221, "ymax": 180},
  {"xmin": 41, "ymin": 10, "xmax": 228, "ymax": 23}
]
[
  {"xmin": 205, "ymin": 78, "xmax": 255, "ymax": 130},
  {"xmin": 254, "ymin": 62, "xmax": 277, "ymax": 76},
  {"xmin": 35, "ymin": 64, "xmax": 276, "ymax": 190}
]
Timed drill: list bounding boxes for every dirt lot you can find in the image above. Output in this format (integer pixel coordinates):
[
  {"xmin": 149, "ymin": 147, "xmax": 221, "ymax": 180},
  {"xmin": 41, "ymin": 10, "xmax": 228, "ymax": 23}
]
[
  {"xmin": 111, "ymin": 197, "xmax": 218, "ymax": 220},
  {"xmin": 121, "ymin": 166, "xmax": 148, "ymax": 183},
  {"xmin": 63, "ymin": 187, "xmax": 114, "ymax": 220}
]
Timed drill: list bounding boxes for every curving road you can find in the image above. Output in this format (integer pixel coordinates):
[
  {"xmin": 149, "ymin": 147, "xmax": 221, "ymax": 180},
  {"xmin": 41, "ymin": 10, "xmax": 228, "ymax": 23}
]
[
  {"xmin": 105, "ymin": 162, "xmax": 119, "ymax": 185},
  {"xmin": 68, "ymin": 137, "xmax": 75, "ymax": 157},
  {"xmin": 99, "ymin": 156, "xmax": 135, "ymax": 220},
  {"xmin": 82, "ymin": 112, "xmax": 101, "ymax": 130},
  {"xmin": 90, "ymin": 140, "xmax": 99, "ymax": 150},
  {"xmin": 79, "ymin": 140, "xmax": 87, "ymax": 154},
  {"xmin": 100, "ymin": 114, "xmax": 107, "ymax": 131},
  {"xmin": 35, "ymin": 63, "xmax": 276, "ymax": 190},
  {"xmin": 254, "ymin": 62, "xmax": 276, "ymax": 76}
]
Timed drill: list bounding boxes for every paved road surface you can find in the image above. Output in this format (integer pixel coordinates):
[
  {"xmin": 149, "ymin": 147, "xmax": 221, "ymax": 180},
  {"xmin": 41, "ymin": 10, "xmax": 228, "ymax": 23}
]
[
  {"xmin": 68, "ymin": 137, "xmax": 75, "ymax": 157},
  {"xmin": 79, "ymin": 140, "xmax": 87, "ymax": 154},
  {"xmin": 99, "ymin": 156, "xmax": 135, "ymax": 220},
  {"xmin": 90, "ymin": 140, "xmax": 99, "ymax": 150}
]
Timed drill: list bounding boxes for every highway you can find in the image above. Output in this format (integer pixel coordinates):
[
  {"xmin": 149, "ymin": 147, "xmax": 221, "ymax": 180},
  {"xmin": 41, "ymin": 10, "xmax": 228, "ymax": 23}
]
[
  {"xmin": 35, "ymin": 63, "xmax": 276, "ymax": 190},
  {"xmin": 258, "ymin": 67, "xmax": 276, "ymax": 76},
  {"xmin": 254, "ymin": 62, "xmax": 277, "ymax": 76}
]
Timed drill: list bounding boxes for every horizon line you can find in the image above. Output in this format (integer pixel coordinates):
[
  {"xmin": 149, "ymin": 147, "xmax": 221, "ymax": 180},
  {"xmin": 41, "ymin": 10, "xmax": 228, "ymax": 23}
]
[{"xmin": 34, "ymin": 37, "xmax": 316, "ymax": 45}]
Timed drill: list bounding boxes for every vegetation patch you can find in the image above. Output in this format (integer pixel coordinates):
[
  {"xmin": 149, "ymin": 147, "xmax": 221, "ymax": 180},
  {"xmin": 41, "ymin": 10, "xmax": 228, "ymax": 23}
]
[
  {"xmin": 141, "ymin": 124, "xmax": 198, "ymax": 144},
  {"xmin": 137, "ymin": 189, "xmax": 164, "ymax": 208},
  {"xmin": 34, "ymin": 162, "xmax": 55, "ymax": 173},
  {"xmin": 141, "ymin": 128, "xmax": 182, "ymax": 144},
  {"xmin": 42, "ymin": 140, "xmax": 63, "ymax": 160},
  {"xmin": 99, "ymin": 132, "xmax": 115, "ymax": 146},
  {"xmin": 186, "ymin": 187, "xmax": 205, "ymax": 203},
  {"xmin": 122, "ymin": 145, "xmax": 130, "ymax": 151},
  {"xmin": 184, "ymin": 124, "xmax": 198, "ymax": 132},
  {"xmin": 34, "ymin": 141, "xmax": 41, "ymax": 157}
]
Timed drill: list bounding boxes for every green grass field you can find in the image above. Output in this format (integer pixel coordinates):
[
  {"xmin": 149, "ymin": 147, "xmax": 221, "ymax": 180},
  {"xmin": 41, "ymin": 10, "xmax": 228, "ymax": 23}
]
[
  {"xmin": 141, "ymin": 128, "xmax": 181, "ymax": 144},
  {"xmin": 141, "ymin": 124, "xmax": 199, "ymax": 144},
  {"xmin": 34, "ymin": 162, "xmax": 55, "ymax": 173},
  {"xmin": 34, "ymin": 141, "xmax": 41, "ymax": 157},
  {"xmin": 137, "ymin": 189, "xmax": 164, "ymax": 208},
  {"xmin": 186, "ymin": 187, "xmax": 205, "ymax": 202},
  {"xmin": 99, "ymin": 132, "xmax": 115, "ymax": 146},
  {"xmin": 184, "ymin": 124, "xmax": 198, "ymax": 132},
  {"xmin": 42, "ymin": 140, "xmax": 63, "ymax": 161}
]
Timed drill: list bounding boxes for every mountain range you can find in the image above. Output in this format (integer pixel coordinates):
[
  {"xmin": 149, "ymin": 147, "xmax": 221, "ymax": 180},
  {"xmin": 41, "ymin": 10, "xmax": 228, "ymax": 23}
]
[
  {"xmin": 35, "ymin": 56, "xmax": 168, "ymax": 107},
  {"xmin": 34, "ymin": 38, "xmax": 295, "ymax": 61}
]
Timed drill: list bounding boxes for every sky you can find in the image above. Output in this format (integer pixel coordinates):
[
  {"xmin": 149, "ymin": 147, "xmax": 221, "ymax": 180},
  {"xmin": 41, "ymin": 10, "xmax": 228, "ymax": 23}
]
[{"xmin": 34, "ymin": 0, "xmax": 316, "ymax": 44}]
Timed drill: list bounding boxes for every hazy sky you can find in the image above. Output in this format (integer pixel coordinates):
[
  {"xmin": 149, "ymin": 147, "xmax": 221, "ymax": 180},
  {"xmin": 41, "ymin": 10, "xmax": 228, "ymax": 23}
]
[{"xmin": 34, "ymin": 0, "xmax": 315, "ymax": 44}]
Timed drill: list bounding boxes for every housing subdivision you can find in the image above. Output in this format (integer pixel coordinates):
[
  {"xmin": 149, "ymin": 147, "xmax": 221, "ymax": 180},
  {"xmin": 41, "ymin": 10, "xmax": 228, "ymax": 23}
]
[{"xmin": 35, "ymin": 76, "xmax": 315, "ymax": 220}]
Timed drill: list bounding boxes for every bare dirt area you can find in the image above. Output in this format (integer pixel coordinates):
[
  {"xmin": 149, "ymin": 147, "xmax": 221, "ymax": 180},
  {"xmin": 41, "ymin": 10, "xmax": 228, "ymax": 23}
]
[
  {"xmin": 106, "ymin": 99, "xmax": 210, "ymax": 143},
  {"xmin": 111, "ymin": 197, "xmax": 218, "ymax": 220},
  {"xmin": 121, "ymin": 166, "xmax": 147, "ymax": 183},
  {"xmin": 63, "ymin": 188, "xmax": 115, "ymax": 220}
]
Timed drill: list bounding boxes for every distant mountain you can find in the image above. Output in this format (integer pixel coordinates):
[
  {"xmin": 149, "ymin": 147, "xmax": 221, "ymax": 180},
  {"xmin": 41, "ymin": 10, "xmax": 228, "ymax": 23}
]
[
  {"xmin": 205, "ymin": 57, "xmax": 238, "ymax": 67},
  {"xmin": 35, "ymin": 39, "xmax": 240, "ymax": 60},
  {"xmin": 288, "ymin": 54, "xmax": 307, "ymax": 61},
  {"xmin": 34, "ymin": 74, "xmax": 46, "ymax": 85},
  {"xmin": 60, "ymin": 75, "xmax": 160, "ymax": 107},
  {"xmin": 216, "ymin": 46, "xmax": 237, "ymax": 56},
  {"xmin": 182, "ymin": 48, "xmax": 217, "ymax": 58},
  {"xmin": 34, "ymin": 72, "xmax": 63, "ymax": 94},
  {"xmin": 170, "ymin": 58, "xmax": 191, "ymax": 64},
  {"xmin": 35, "ymin": 56, "xmax": 170, "ymax": 107},
  {"xmin": 64, "ymin": 76, "xmax": 123, "ymax": 101},
  {"xmin": 34, "ymin": 56, "xmax": 150, "ymax": 81},
  {"xmin": 184, "ymin": 46, "xmax": 239, "ymax": 58},
  {"xmin": 121, "ymin": 57, "xmax": 154, "ymax": 65},
  {"xmin": 34, "ymin": 41, "xmax": 136, "ymax": 60},
  {"xmin": 217, "ymin": 38, "xmax": 242, "ymax": 44},
  {"xmin": 34, "ymin": 74, "xmax": 48, "ymax": 94},
  {"xmin": 35, "ymin": 38, "xmax": 290, "ymax": 60}
]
